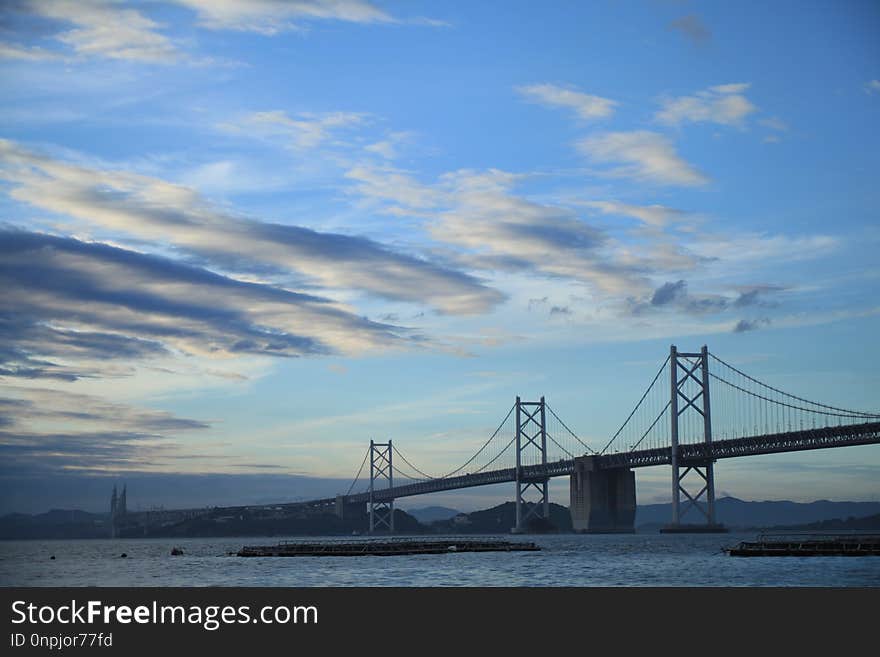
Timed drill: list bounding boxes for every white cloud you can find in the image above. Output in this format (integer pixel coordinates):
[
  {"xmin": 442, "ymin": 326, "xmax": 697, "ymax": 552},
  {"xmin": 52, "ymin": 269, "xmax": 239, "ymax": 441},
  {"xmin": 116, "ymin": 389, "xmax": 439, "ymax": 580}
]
[
  {"xmin": 171, "ymin": 0, "xmax": 393, "ymax": 34},
  {"xmin": 0, "ymin": 139, "xmax": 504, "ymax": 315},
  {"xmin": 342, "ymin": 166, "xmax": 653, "ymax": 296},
  {"xmin": 690, "ymin": 233, "xmax": 839, "ymax": 264},
  {"xmin": 516, "ymin": 83, "xmax": 617, "ymax": 121},
  {"xmin": 865, "ymin": 80, "xmax": 880, "ymax": 95},
  {"xmin": 577, "ymin": 130, "xmax": 709, "ymax": 186},
  {"xmin": 401, "ymin": 169, "xmax": 662, "ymax": 297},
  {"xmin": 1, "ymin": 229, "xmax": 411, "ymax": 361},
  {"xmin": 758, "ymin": 116, "xmax": 788, "ymax": 131},
  {"xmin": 345, "ymin": 164, "xmax": 442, "ymax": 209},
  {"xmin": 25, "ymin": 0, "xmax": 180, "ymax": 63},
  {"xmin": 710, "ymin": 83, "xmax": 750, "ymax": 94},
  {"xmin": 655, "ymin": 83, "xmax": 757, "ymax": 128},
  {"xmin": 365, "ymin": 141, "xmax": 396, "ymax": 159},
  {"xmin": 0, "ymin": 42, "xmax": 61, "ymax": 61},
  {"xmin": 579, "ymin": 200, "xmax": 685, "ymax": 228},
  {"xmin": 218, "ymin": 110, "xmax": 368, "ymax": 150}
]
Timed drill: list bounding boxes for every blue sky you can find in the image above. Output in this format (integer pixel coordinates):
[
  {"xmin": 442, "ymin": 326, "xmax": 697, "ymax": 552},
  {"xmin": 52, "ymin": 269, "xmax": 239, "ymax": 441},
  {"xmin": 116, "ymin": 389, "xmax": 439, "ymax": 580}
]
[{"xmin": 1, "ymin": 0, "xmax": 879, "ymax": 514}]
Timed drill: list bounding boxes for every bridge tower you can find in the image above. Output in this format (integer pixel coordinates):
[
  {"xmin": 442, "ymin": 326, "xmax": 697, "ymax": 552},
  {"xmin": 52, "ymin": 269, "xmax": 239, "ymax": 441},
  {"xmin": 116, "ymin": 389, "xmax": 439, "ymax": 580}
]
[
  {"xmin": 665, "ymin": 345, "xmax": 724, "ymax": 532},
  {"xmin": 109, "ymin": 483, "xmax": 127, "ymax": 538},
  {"xmin": 368, "ymin": 439, "xmax": 394, "ymax": 534},
  {"xmin": 513, "ymin": 396, "xmax": 550, "ymax": 533}
]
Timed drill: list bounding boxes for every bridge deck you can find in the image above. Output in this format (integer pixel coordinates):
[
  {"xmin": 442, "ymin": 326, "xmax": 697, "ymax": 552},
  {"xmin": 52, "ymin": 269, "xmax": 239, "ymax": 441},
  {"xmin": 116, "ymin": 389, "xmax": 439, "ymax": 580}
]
[{"xmin": 345, "ymin": 421, "xmax": 880, "ymax": 503}]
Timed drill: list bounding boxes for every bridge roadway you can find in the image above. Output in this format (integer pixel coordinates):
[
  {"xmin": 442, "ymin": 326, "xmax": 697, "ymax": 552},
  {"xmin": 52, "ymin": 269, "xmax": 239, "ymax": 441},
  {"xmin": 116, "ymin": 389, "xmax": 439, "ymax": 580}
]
[
  {"xmin": 118, "ymin": 421, "xmax": 880, "ymax": 529},
  {"xmin": 323, "ymin": 420, "xmax": 880, "ymax": 505}
]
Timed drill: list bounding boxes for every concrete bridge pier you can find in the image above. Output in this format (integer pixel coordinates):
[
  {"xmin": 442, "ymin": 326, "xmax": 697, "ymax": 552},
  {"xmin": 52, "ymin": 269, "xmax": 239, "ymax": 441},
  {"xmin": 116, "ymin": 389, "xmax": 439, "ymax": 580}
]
[
  {"xmin": 334, "ymin": 495, "xmax": 366, "ymax": 521},
  {"xmin": 570, "ymin": 456, "xmax": 636, "ymax": 533}
]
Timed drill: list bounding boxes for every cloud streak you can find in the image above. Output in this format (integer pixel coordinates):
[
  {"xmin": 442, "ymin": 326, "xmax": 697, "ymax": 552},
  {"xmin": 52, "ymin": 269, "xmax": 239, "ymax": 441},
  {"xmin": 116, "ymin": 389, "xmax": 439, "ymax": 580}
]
[
  {"xmin": 577, "ymin": 131, "xmax": 709, "ymax": 186},
  {"xmin": 0, "ymin": 139, "xmax": 504, "ymax": 315},
  {"xmin": 218, "ymin": 110, "xmax": 369, "ymax": 150},
  {"xmin": 0, "ymin": 385, "xmax": 212, "ymax": 475},
  {"xmin": 171, "ymin": 0, "xmax": 394, "ymax": 34},
  {"xmin": 579, "ymin": 200, "xmax": 686, "ymax": 228},
  {"xmin": 655, "ymin": 83, "xmax": 757, "ymax": 128},
  {"xmin": 11, "ymin": 0, "xmax": 181, "ymax": 63},
  {"xmin": 516, "ymin": 83, "xmax": 617, "ymax": 121},
  {"xmin": 0, "ymin": 229, "xmax": 418, "ymax": 384}
]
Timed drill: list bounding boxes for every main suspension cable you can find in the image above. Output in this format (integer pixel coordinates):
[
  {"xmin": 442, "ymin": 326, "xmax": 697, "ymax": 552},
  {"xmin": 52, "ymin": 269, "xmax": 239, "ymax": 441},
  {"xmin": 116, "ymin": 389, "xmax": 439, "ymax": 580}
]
[
  {"xmin": 547, "ymin": 404, "xmax": 595, "ymax": 454},
  {"xmin": 709, "ymin": 352, "xmax": 880, "ymax": 417},
  {"xmin": 344, "ymin": 446, "xmax": 370, "ymax": 496},
  {"xmin": 601, "ymin": 355, "xmax": 671, "ymax": 454}
]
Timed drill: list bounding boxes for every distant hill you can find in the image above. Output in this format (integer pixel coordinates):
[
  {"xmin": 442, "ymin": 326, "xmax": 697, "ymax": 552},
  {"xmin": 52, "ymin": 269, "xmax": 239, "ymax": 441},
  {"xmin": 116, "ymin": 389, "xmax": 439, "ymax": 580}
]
[
  {"xmin": 0, "ymin": 509, "xmax": 110, "ymax": 539},
  {"xmin": 406, "ymin": 506, "xmax": 461, "ymax": 523},
  {"xmin": 430, "ymin": 502, "xmax": 572, "ymax": 534},
  {"xmin": 762, "ymin": 512, "xmax": 880, "ymax": 533},
  {"xmin": 5, "ymin": 497, "xmax": 880, "ymax": 539},
  {"xmin": 0, "ymin": 507, "xmax": 425, "ymax": 539},
  {"xmin": 636, "ymin": 497, "xmax": 880, "ymax": 529},
  {"xmin": 132, "ymin": 507, "xmax": 425, "ymax": 538}
]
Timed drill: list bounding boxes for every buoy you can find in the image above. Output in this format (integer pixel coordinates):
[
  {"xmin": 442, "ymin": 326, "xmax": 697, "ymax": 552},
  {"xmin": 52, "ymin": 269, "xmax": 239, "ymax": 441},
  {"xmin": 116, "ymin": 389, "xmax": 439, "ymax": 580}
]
[
  {"xmin": 120, "ymin": 553, "xmax": 127, "ymax": 558},
  {"xmin": 170, "ymin": 547, "xmax": 184, "ymax": 556},
  {"xmin": 50, "ymin": 555, "xmax": 55, "ymax": 560}
]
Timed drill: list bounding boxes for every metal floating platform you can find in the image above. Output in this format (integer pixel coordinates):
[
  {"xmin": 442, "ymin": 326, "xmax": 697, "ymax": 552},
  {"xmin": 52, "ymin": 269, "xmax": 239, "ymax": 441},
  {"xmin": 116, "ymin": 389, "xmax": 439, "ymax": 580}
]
[
  {"xmin": 725, "ymin": 533, "xmax": 880, "ymax": 557},
  {"xmin": 237, "ymin": 538, "xmax": 541, "ymax": 557}
]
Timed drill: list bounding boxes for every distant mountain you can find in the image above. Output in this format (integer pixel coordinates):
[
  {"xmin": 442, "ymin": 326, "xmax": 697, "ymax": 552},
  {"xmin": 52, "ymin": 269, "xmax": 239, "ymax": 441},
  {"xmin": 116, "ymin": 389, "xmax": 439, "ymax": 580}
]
[
  {"xmin": 0, "ymin": 507, "xmax": 425, "ymax": 539},
  {"xmin": 763, "ymin": 512, "xmax": 880, "ymax": 533},
  {"xmin": 636, "ymin": 497, "xmax": 880, "ymax": 529},
  {"xmin": 430, "ymin": 502, "xmax": 572, "ymax": 534},
  {"xmin": 0, "ymin": 509, "xmax": 110, "ymax": 539},
  {"xmin": 406, "ymin": 506, "xmax": 461, "ymax": 523},
  {"xmin": 5, "ymin": 497, "xmax": 880, "ymax": 539},
  {"xmin": 138, "ymin": 507, "xmax": 425, "ymax": 538}
]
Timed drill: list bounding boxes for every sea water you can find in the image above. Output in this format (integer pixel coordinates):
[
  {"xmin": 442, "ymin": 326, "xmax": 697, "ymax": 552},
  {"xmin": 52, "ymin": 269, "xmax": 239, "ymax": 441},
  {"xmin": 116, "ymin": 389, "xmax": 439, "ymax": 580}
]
[{"xmin": 1, "ymin": 533, "xmax": 878, "ymax": 587}]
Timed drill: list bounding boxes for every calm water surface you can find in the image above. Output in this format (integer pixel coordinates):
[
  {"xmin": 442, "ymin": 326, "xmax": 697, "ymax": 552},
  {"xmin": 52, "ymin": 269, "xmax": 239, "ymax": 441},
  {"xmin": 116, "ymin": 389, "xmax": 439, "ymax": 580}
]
[{"xmin": 1, "ymin": 533, "xmax": 878, "ymax": 587}]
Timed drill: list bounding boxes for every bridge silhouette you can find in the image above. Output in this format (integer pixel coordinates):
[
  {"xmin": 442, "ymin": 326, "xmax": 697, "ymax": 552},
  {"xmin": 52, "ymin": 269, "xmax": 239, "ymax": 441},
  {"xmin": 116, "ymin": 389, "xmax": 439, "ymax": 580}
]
[
  {"xmin": 115, "ymin": 345, "xmax": 880, "ymax": 536},
  {"xmin": 308, "ymin": 345, "xmax": 880, "ymax": 534}
]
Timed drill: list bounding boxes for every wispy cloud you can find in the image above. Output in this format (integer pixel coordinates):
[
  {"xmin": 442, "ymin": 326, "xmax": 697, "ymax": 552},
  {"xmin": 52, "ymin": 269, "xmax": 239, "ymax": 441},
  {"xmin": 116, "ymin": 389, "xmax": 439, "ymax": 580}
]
[
  {"xmin": 0, "ymin": 139, "xmax": 504, "ymax": 315},
  {"xmin": 0, "ymin": 386, "xmax": 212, "ymax": 475},
  {"xmin": 363, "ymin": 131, "xmax": 413, "ymax": 161},
  {"xmin": 171, "ymin": 0, "xmax": 394, "ymax": 34},
  {"xmin": 635, "ymin": 279, "xmax": 728, "ymax": 315},
  {"xmin": 516, "ymin": 83, "xmax": 617, "ymax": 121},
  {"xmin": 629, "ymin": 281, "xmax": 787, "ymax": 319},
  {"xmin": 0, "ymin": 42, "xmax": 61, "ymax": 61},
  {"xmin": 758, "ymin": 116, "xmax": 788, "ymax": 132},
  {"xmin": 577, "ymin": 131, "xmax": 709, "ymax": 186},
  {"xmin": 0, "ymin": 230, "xmax": 415, "ymax": 379},
  {"xmin": 865, "ymin": 79, "xmax": 880, "ymax": 95},
  {"xmin": 345, "ymin": 167, "xmax": 677, "ymax": 298},
  {"xmin": 668, "ymin": 15, "xmax": 711, "ymax": 45},
  {"xmin": 218, "ymin": 110, "xmax": 369, "ymax": 150},
  {"xmin": 733, "ymin": 285, "xmax": 786, "ymax": 308},
  {"xmin": 690, "ymin": 232, "xmax": 838, "ymax": 264},
  {"xmin": 0, "ymin": 387, "xmax": 209, "ymax": 433},
  {"xmin": 14, "ymin": 0, "xmax": 181, "ymax": 63},
  {"xmin": 345, "ymin": 164, "xmax": 442, "ymax": 210},
  {"xmin": 733, "ymin": 318, "xmax": 770, "ymax": 333},
  {"xmin": 579, "ymin": 200, "xmax": 685, "ymax": 228},
  {"xmin": 655, "ymin": 83, "xmax": 757, "ymax": 128}
]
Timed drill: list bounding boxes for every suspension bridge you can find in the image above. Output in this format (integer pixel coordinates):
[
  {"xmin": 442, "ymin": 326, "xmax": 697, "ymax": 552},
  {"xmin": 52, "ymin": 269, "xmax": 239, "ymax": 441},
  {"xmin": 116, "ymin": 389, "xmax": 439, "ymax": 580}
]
[
  {"xmin": 307, "ymin": 345, "xmax": 880, "ymax": 534},
  {"xmin": 111, "ymin": 345, "xmax": 880, "ymax": 537}
]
